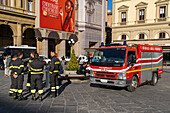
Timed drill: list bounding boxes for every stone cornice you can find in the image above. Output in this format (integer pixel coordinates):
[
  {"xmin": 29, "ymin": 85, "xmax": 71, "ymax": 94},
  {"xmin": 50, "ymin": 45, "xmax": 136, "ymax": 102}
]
[{"xmin": 112, "ymin": 21, "xmax": 170, "ymax": 29}]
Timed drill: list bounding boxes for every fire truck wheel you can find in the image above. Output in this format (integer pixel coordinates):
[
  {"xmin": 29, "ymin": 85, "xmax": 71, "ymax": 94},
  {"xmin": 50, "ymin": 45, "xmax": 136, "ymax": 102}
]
[
  {"xmin": 127, "ymin": 76, "xmax": 138, "ymax": 92},
  {"xmin": 151, "ymin": 73, "xmax": 158, "ymax": 86}
]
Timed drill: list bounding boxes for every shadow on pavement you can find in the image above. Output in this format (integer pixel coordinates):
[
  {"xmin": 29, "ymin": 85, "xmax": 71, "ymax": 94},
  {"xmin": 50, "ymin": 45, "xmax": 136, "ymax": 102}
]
[{"xmin": 90, "ymin": 83, "xmax": 126, "ymax": 91}]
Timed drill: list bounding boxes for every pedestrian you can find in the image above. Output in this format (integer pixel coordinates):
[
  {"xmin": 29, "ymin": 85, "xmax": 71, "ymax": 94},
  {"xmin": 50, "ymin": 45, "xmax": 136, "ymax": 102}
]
[
  {"xmin": 49, "ymin": 51, "xmax": 61, "ymax": 98},
  {"xmin": 26, "ymin": 51, "xmax": 36, "ymax": 92},
  {"xmin": 4, "ymin": 55, "xmax": 8, "ymax": 77},
  {"xmin": 9, "ymin": 52, "xmax": 25, "ymax": 100},
  {"xmin": 29, "ymin": 53, "xmax": 44, "ymax": 101},
  {"xmin": 6, "ymin": 55, "xmax": 11, "ymax": 76}
]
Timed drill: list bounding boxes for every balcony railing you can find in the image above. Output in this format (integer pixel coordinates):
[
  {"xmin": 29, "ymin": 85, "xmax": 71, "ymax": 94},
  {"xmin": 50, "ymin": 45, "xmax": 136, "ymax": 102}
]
[{"xmin": 0, "ymin": 5, "xmax": 35, "ymax": 16}]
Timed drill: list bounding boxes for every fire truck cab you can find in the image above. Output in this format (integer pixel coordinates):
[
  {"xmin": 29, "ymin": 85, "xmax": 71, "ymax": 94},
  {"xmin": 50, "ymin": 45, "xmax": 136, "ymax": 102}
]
[{"xmin": 90, "ymin": 43, "xmax": 163, "ymax": 91}]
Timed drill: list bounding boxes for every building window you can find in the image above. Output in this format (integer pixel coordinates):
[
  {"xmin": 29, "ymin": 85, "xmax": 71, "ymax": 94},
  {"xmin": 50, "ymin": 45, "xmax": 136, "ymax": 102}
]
[
  {"xmin": 139, "ymin": 9, "xmax": 145, "ymax": 20},
  {"xmin": 139, "ymin": 34, "xmax": 144, "ymax": 39},
  {"xmin": 1, "ymin": 0, "xmax": 8, "ymax": 5},
  {"xmin": 122, "ymin": 35, "xmax": 126, "ymax": 40},
  {"xmin": 121, "ymin": 12, "xmax": 126, "ymax": 22},
  {"xmin": 160, "ymin": 6, "xmax": 166, "ymax": 18},
  {"xmin": 88, "ymin": 15, "xmax": 91, "ymax": 23},
  {"xmin": 159, "ymin": 32, "xmax": 165, "ymax": 38},
  {"xmin": 28, "ymin": 0, "xmax": 33, "ymax": 11}
]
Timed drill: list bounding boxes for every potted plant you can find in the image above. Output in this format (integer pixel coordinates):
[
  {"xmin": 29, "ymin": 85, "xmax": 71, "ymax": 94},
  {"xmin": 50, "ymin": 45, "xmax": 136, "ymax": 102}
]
[{"xmin": 65, "ymin": 49, "xmax": 79, "ymax": 74}]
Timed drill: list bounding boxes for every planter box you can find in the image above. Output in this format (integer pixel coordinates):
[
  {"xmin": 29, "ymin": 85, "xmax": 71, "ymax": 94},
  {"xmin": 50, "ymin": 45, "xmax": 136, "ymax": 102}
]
[{"xmin": 65, "ymin": 70, "xmax": 77, "ymax": 75}]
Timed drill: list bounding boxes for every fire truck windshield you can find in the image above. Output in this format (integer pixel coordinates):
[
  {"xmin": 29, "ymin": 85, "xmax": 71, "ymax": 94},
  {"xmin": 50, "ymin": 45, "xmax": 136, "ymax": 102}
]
[{"xmin": 92, "ymin": 48, "xmax": 126, "ymax": 67}]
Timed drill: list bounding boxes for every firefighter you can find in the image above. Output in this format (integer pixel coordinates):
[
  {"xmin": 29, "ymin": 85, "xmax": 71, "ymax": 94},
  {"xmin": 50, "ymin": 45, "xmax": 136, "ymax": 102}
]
[
  {"xmin": 50, "ymin": 51, "xmax": 61, "ymax": 98},
  {"xmin": 9, "ymin": 54, "xmax": 17, "ymax": 97},
  {"xmin": 9, "ymin": 52, "xmax": 24, "ymax": 100},
  {"xmin": 26, "ymin": 51, "xmax": 35, "ymax": 91},
  {"xmin": 30, "ymin": 53, "xmax": 44, "ymax": 101}
]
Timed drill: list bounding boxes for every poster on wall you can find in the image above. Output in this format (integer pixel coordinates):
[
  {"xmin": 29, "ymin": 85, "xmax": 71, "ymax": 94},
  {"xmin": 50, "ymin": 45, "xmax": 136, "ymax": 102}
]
[{"xmin": 40, "ymin": 0, "xmax": 75, "ymax": 33}]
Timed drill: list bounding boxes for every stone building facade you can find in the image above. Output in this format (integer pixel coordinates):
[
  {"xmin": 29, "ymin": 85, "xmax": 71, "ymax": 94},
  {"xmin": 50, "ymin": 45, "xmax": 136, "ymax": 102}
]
[
  {"xmin": 35, "ymin": 0, "xmax": 106, "ymax": 58},
  {"xmin": 0, "ymin": 0, "xmax": 36, "ymax": 47},
  {"xmin": 112, "ymin": 0, "xmax": 170, "ymax": 64}
]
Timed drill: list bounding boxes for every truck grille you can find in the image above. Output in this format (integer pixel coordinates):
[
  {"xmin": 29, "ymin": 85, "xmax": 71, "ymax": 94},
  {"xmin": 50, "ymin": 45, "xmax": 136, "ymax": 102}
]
[{"xmin": 95, "ymin": 72, "xmax": 116, "ymax": 78}]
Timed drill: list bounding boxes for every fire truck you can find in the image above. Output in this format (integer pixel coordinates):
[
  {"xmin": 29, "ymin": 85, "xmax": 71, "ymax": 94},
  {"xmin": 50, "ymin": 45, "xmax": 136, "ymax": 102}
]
[{"xmin": 90, "ymin": 43, "xmax": 163, "ymax": 91}]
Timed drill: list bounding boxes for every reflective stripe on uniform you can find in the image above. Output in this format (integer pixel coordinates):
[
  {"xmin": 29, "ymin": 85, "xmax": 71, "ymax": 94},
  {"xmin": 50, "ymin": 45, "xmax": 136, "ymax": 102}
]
[
  {"xmin": 30, "ymin": 67, "xmax": 42, "ymax": 71},
  {"xmin": 14, "ymin": 72, "xmax": 17, "ymax": 75},
  {"xmin": 27, "ymin": 83, "xmax": 31, "ymax": 87},
  {"xmin": 51, "ymin": 87, "xmax": 56, "ymax": 92},
  {"xmin": 50, "ymin": 70, "xmax": 59, "ymax": 74},
  {"xmin": 55, "ymin": 62, "xmax": 60, "ymax": 64},
  {"xmin": 21, "ymin": 73, "xmax": 24, "ymax": 75},
  {"xmin": 56, "ymin": 86, "xmax": 59, "ymax": 89},
  {"xmin": 31, "ymin": 89, "xmax": 36, "ymax": 93},
  {"xmin": 31, "ymin": 72, "xmax": 43, "ymax": 74},
  {"xmin": 29, "ymin": 60, "xmax": 33, "ymax": 63},
  {"xmin": 18, "ymin": 90, "xmax": 23, "ymax": 93},
  {"xmin": 9, "ymin": 89, "xmax": 15, "ymax": 93},
  {"xmin": 38, "ymin": 90, "xmax": 43, "ymax": 94},
  {"xmin": 18, "ymin": 65, "xmax": 24, "ymax": 69},
  {"xmin": 13, "ymin": 66, "xmax": 19, "ymax": 68},
  {"xmin": 13, "ymin": 89, "xmax": 18, "ymax": 92}
]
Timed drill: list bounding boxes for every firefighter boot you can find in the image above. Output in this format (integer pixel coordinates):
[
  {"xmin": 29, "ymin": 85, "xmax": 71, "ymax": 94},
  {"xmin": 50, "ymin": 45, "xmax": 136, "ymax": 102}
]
[
  {"xmin": 32, "ymin": 93, "xmax": 36, "ymax": 101},
  {"xmin": 13, "ymin": 92, "xmax": 18, "ymax": 100},
  {"xmin": 18, "ymin": 93, "xmax": 24, "ymax": 101},
  {"xmin": 39, "ymin": 94, "xmax": 43, "ymax": 101},
  {"xmin": 50, "ymin": 92, "xmax": 56, "ymax": 98}
]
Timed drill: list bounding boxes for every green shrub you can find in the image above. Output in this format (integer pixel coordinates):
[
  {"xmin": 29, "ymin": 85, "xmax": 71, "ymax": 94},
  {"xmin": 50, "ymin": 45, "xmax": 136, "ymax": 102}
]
[{"xmin": 65, "ymin": 49, "xmax": 79, "ymax": 71}]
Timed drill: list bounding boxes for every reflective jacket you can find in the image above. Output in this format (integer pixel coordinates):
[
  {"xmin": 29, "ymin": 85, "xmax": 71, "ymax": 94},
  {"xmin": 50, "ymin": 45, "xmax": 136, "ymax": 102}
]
[
  {"xmin": 28, "ymin": 57, "xmax": 34, "ymax": 72},
  {"xmin": 29, "ymin": 59, "xmax": 44, "ymax": 75},
  {"xmin": 50, "ymin": 56, "xmax": 61, "ymax": 74},
  {"xmin": 9, "ymin": 58, "xmax": 24, "ymax": 76}
]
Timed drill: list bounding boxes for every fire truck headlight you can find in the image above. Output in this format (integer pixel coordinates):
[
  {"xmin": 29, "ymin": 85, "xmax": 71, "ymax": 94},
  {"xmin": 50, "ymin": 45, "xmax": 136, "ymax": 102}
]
[
  {"xmin": 117, "ymin": 72, "xmax": 126, "ymax": 80},
  {"xmin": 91, "ymin": 71, "xmax": 95, "ymax": 77}
]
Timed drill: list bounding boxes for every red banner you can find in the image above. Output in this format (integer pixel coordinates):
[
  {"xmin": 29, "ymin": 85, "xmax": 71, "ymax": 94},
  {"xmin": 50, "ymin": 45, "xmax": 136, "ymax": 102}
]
[{"xmin": 40, "ymin": 0, "xmax": 75, "ymax": 33}]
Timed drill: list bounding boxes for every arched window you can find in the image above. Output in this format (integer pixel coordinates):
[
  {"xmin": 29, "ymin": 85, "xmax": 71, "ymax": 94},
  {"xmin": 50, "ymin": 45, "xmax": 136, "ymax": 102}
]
[
  {"xmin": 139, "ymin": 34, "xmax": 144, "ymax": 39},
  {"xmin": 159, "ymin": 32, "xmax": 165, "ymax": 38},
  {"xmin": 122, "ymin": 35, "xmax": 126, "ymax": 40}
]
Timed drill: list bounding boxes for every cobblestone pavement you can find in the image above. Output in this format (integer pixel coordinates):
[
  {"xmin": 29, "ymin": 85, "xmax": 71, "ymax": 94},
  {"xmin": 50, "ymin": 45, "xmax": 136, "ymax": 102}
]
[{"xmin": 0, "ymin": 70, "xmax": 170, "ymax": 113}]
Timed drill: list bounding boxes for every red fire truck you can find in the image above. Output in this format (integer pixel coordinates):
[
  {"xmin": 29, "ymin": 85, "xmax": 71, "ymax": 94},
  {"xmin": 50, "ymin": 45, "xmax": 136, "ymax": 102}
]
[{"xmin": 90, "ymin": 43, "xmax": 163, "ymax": 91}]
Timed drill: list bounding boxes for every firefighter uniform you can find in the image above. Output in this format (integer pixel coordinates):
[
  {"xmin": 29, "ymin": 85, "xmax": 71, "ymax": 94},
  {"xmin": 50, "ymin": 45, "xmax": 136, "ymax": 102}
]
[
  {"xmin": 27, "ymin": 58, "xmax": 34, "ymax": 90},
  {"xmin": 49, "ymin": 56, "xmax": 61, "ymax": 97},
  {"xmin": 9, "ymin": 58, "xmax": 24, "ymax": 100},
  {"xmin": 29, "ymin": 59, "xmax": 44, "ymax": 101},
  {"xmin": 9, "ymin": 59, "xmax": 16, "ymax": 96}
]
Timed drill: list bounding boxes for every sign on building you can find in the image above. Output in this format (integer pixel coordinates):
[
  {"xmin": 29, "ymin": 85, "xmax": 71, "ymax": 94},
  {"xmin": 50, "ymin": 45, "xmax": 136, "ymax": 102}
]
[{"xmin": 39, "ymin": 0, "xmax": 75, "ymax": 33}]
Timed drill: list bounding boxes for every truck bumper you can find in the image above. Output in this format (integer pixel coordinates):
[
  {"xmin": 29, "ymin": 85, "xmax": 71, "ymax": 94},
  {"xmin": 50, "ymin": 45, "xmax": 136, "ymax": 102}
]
[{"xmin": 90, "ymin": 77, "xmax": 127, "ymax": 87}]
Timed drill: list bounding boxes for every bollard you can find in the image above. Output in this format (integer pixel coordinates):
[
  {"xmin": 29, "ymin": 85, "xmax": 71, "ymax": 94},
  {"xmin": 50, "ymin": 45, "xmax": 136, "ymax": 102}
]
[{"xmin": 45, "ymin": 66, "xmax": 50, "ymax": 87}]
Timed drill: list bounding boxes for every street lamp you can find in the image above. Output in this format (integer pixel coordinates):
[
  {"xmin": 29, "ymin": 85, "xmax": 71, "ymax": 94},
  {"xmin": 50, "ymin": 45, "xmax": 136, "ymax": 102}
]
[{"xmin": 68, "ymin": 39, "xmax": 75, "ymax": 46}]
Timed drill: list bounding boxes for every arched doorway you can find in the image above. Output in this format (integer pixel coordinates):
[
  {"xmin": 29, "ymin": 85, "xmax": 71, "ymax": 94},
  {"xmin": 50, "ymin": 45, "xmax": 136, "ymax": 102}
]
[
  {"xmin": 23, "ymin": 28, "xmax": 36, "ymax": 47},
  {"xmin": 0, "ymin": 24, "xmax": 13, "ymax": 47},
  {"xmin": 48, "ymin": 31, "xmax": 60, "ymax": 58}
]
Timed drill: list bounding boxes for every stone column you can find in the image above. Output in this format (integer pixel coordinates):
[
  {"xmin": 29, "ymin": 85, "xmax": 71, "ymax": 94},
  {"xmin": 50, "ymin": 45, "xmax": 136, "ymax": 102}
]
[
  {"xmin": 101, "ymin": 0, "xmax": 106, "ymax": 43},
  {"xmin": 25, "ymin": 0, "xmax": 28, "ymax": 10},
  {"xmin": 13, "ymin": 35, "xmax": 17, "ymax": 46},
  {"xmin": 32, "ymin": 0, "xmax": 35, "ymax": 12},
  {"xmin": 36, "ymin": 37, "xmax": 43, "ymax": 55},
  {"xmin": 16, "ymin": 0, "xmax": 21, "ymax": 8},
  {"xmin": 42, "ymin": 39, "xmax": 48, "ymax": 57},
  {"xmin": 60, "ymin": 40, "xmax": 66, "ymax": 57},
  {"xmin": 105, "ymin": 0, "xmax": 108, "ymax": 22},
  {"xmin": 17, "ymin": 23, "xmax": 22, "ymax": 46}
]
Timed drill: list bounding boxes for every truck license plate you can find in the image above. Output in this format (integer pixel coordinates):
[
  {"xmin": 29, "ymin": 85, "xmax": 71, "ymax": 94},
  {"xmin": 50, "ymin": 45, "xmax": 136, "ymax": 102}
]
[{"xmin": 100, "ymin": 79, "xmax": 108, "ymax": 83}]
